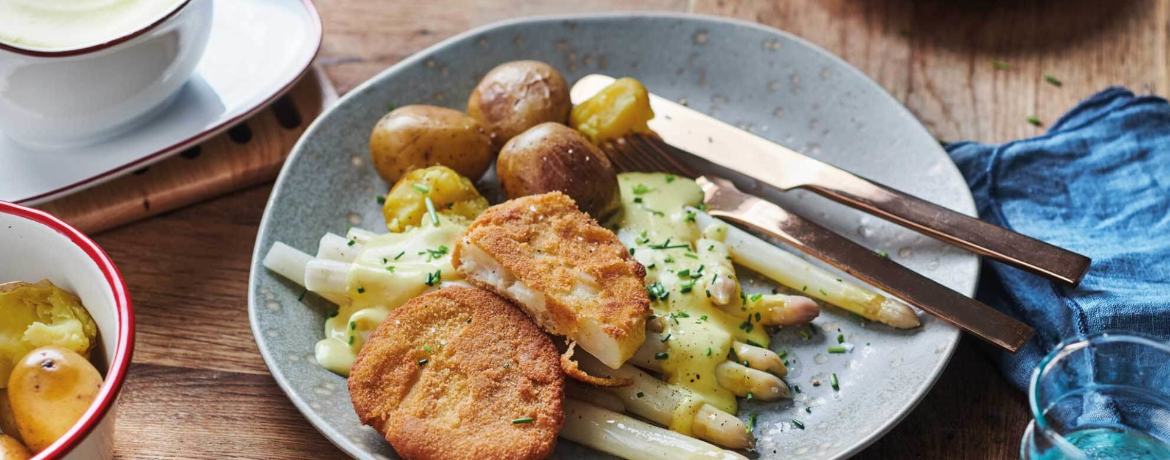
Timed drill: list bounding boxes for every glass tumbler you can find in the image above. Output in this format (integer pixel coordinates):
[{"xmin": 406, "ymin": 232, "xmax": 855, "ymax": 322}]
[{"xmin": 1021, "ymin": 333, "xmax": 1170, "ymax": 460}]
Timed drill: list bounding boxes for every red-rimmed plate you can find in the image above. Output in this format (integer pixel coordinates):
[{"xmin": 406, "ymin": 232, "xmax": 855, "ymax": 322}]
[{"xmin": 0, "ymin": 0, "xmax": 322, "ymax": 205}]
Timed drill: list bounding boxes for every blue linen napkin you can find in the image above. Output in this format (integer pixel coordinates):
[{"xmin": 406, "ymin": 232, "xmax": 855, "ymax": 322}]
[{"xmin": 945, "ymin": 88, "xmax": 1170, "ymax": 390}]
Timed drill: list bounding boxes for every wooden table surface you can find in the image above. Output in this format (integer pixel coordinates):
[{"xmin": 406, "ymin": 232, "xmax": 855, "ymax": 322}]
[{"xmin": 100, "ymin": 0, "xmax": 1168, "ymax": 458}]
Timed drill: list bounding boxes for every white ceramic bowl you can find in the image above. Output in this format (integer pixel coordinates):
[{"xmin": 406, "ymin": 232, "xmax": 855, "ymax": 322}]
[
  {"xmin": 0, "ymin": 0, "xmax": 213, "ymax": 149},
  {"xmin": 0, "ymin": 201, "xmax": 134, "ymax": 460}
]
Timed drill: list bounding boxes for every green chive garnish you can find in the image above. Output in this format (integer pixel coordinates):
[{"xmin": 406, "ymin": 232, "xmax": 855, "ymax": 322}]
[
  {"xmin": 749, "ymin": 293, "xmax": 763, "ymax": 302},
  {"xmin": 1044, "ymin": 74, "xmax": 1063, "ymax": 87},
  {"xmin": 1027, "ymin": 116, "xmax": 1042, "ymax": 127},
  {"xmin": 412, "ymin": 183, "xmax": 430, "ymax": 194},
  {"xmin": 747, "ymin": 413, "xmax": 757, "ymax": 435},
  {"xmin": 417, "ymin": 358, "xmax": 428, "ymax": 366},
  {"xmin": 837, "ymin": 334, "xmax": 845, "ymax": 344},
  {"xmin": 356, "ymin": 286, "xmax": 365, "ymax": 294},
  {"xmin": 347, "ymin": 239, "xmax": 356, "ymax": 247},
  {"xmin": 394, "ymin": 251, "xmax": 405, "ymax": 260},
  {"xmin": 991, "ymin": 60, "xmax": 1010, "ymax": 70},
  {"xmin": 297, "ymin": 289, "xmax": 307, "ymax": 302},
  {"xmin": 661, "ymin": 334, "xmax": 671, "ymax": 343},
  {"xmin": 831, "ymin": 372, "xmax": 840, "ymax": 390},
  {"xmin": 637, "ymin": 392, "xmax": 645, "ymax": 398},
  {"xmin": 512, "ymin": 417, "xmax": 534, "ymax": 424},
  {"xmin": 792, "ymin": 419, "xmax": 805, "ymax": 429},
  {"xmin": 828, "ymin": 346, "xmax": 847, "ymax": 354},
  {"xmin": 376, "ymin": 195, "xmax": 386, "ymax": 205},
  {"xmin": 424, "ymin": 196, "xmax": 440, "ymax": 226},
  {"xmin": 654, "ymin": 352, "xmax": 669, "ymax": 360}
]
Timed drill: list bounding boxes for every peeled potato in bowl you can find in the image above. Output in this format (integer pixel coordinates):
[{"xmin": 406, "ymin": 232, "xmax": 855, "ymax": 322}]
[
  {"xmin": 496, "ymin": 122, "xmax": 622, "ymax": 221},
  {"xmin": 369, "ymin": 105, "xmax": 494, "ymax": 184},
  {"xmin": 467, "ymin": 60, "xmax": 572, "ymax": 150}
]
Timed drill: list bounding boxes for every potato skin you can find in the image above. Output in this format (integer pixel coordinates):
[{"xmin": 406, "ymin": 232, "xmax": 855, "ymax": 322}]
[
  {"xmin": 7, "ymin": 347, "xmax": 102, "ymax": 453},
  {"xmin": 467, "ymin": 61, "xmax": 571, "ymax": 150},
  {"xmin": 496, "ymin": 123, "xmax": 621, "ymax": 220},
  {"xmin": 369, "ymin": 105, "xmax": 494, "ymax": 184},
  {"xmin": 0, "ymin": 435, "xmax": 29, "ymax": 460}
]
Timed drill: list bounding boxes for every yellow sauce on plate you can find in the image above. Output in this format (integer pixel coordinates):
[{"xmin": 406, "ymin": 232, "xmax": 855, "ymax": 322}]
[{"xmin": 615, "ymin": 172, "xmax": 768, "ymax": 415}]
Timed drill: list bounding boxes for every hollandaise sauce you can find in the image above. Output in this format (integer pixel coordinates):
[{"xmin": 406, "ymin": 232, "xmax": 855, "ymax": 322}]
[
  {"xmin": 615, "ymin": 172, "xmax": 769, "ymax": 416},
  {"xmin": 315, "ymin": 219, "xmax": 466, "ymax": 375}
]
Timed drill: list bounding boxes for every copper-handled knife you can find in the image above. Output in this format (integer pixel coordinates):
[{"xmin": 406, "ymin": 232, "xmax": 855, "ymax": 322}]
[{"xmin": 570, "ymin": 74, "xmax": 1091, "ymax": 287}]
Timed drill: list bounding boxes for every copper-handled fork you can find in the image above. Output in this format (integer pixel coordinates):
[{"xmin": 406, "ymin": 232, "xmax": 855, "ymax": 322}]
[{"xmin": 601, "ymin": 133, "xmax": 1035, "ymax": 353}]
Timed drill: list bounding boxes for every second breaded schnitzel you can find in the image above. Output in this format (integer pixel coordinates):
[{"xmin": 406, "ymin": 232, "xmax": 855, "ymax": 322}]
[
  {"xmin": 348, "ymin": 287, "xmax": 563, "ymax": 460},
  {"xmin": 453, "ymin": 192, "xmax": 649, "ymax": 369}
]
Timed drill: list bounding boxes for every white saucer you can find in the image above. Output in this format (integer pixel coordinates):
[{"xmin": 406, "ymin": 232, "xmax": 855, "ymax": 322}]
[{"xmin": 0, "ymin": 0, "xmax": 322, "ymax": 205}]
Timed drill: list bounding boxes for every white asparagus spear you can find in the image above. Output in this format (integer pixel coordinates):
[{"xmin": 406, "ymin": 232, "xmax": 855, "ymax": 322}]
[
  {"xmin": 731, "ymin": 341, "xmax": 787, "ymax": 377},
  {"xmin": 317, "ymin": 232, "xmax": 363, "ymax": 262},
  {"xmin": 634, "ymin": 332, "xmax": 789, "ymax": 398},
  {"xmin": 263, "ymin": 243, "xmax": 349, "ymax": 305},
  {"xmin": 694, "ymin": 212, "xmax": 920, "ymax": 328},
  {"xmin": 560, "ymin": 399, "xmax": 748, "ymax": 460},
  {"xmin": 729, "ymin": 293, "xmax": 820, "ymax": 327},
  {"xmin": 715, "ymin": 361, "xmax": 789, "ymax": 400},
  {"xmin": 566, "ymin": 380, "xmax": 626, "ymax": 413},
  {"xmin": 345, "ymin": 226, "xmax": 378, "ymax": 244},
  {"xmin": 574, "ymin": 352, "xmax": 752, "ymax": 449}
]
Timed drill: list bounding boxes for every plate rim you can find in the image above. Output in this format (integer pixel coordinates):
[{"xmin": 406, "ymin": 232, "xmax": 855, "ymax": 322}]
[
  {"xmin": 12, "ymin": 0, "xmax": 324, "ymax": 205},
  {"xmin": 249, "ymin": 11, "xmax": 974, "ymax": 460}
]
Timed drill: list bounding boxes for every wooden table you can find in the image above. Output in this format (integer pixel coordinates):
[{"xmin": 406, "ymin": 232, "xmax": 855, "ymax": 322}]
[{"xmin": 102, "ymin": 1, "xmax": 1168, "ymax": 458}]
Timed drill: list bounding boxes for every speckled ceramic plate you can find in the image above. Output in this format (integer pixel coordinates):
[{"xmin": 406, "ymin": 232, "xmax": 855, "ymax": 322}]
[{"xmin": 249, "ymin": 13, "xmax": 977, "ymax": 460}]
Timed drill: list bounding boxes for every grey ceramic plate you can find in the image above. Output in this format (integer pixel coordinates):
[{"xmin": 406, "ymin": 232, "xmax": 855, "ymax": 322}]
[{"xmin": 249, "ymin": 13, "xmax": 977, "ymax": 460}]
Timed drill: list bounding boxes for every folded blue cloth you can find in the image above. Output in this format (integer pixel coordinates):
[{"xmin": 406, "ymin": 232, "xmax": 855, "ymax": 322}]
[{"xmin": 946, "ymin": 88, "xmax": 1170, "ymax": 390}]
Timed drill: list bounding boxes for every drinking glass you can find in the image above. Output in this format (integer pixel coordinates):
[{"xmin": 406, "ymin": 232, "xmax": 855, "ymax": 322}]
[{"xmin": 1021, "ymin": 333, "xmax": 1170, "ymax": 460}]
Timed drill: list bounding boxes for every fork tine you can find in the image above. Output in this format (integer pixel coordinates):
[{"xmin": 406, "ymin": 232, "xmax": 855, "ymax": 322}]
[
  {"xmin": 628, "ymin": 133, "xmax": 701, "ymax": 178},
  {"xmin": 600, "ymin": 133, "xmax": 701, "ymax": 179}
]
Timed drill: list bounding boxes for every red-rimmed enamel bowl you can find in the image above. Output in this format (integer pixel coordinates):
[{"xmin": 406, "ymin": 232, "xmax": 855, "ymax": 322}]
[{"xmin": 0, "ymin": 201, "xmax": 134, "ymax": 460}]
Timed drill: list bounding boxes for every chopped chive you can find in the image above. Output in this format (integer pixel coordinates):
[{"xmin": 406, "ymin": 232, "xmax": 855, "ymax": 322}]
[
  {"xmin": 297, "ymin": 289, "xmax": 307, "ymax": 302},
  {"xmin": 749, "ymin": 293, "xmax": 763, "ymax": 302},
  {"xmin": 700, "ymin": 315, "xmax": 708, "ymax": 321},
  {"xmin": 746, "ymin": 391, "xmax": 754, "ymax": 400},
  {"xmin": 819, "ymin": 289, "xmax": 828, "ymax": 296},
  {"xmin": 356, "ymin": 286, "xmax": 365, "ymax": 294},
  {"xmin": 636, "ymin": 392, "xmax": 645, "ymax": 398},
  {"xmin": 386, "ymin": 266, "xmax": 396, "ymax": 272},
  {"xmin": 349, "ymin": 322, "xmax": 356, "ymax": 330},
  {"xmin": 684, "ymin": 253, "xmax": 698, "ymax": 259},
  {"xmin": 837, "ymin": 334, "xmax": 845, "ymax": 344},
  {"xmin": 644, "ymin": 207, "xmax": 665, "ymax": 216},
  {"xmin": 831, "ymin": 372, "xmax": 840, "ymax": 390},
  {"xmin": 648, "ymin": 238, "xmax": 690, "ymax": 250},
  {"xmin": 799, "ymin": 329, "xmax": 811, "ymax": 340},
  {"xmin": 777, "ymin": 350, "xmax": 788, "ymax": 358},
  {"xmin": 466, "ymin": 318, "xmax": 472, "ymax": 324},
  {"xmin": 647, "ymin": 282, "xmax": 669, "ymax": 301},
  {"xmin": 348, "ymin": 336, "xmax": 354, "ymax": 345},
  {"xmin": 679, "ymin": 279, "xmax": 697, "ymax": 293},
  {"xmin": 685, "ymin": 211, "xmax": 696, "ymax": 222},
  {"xmin": 661, "ymin": 334, "xmax": 672, "ymax": 343},
  {"xmin": 654, "ymin": 352, "xmax": 669, "ymax": 360},
  {"xmin": 1027, "ymin": 116, "xmax": 1042, "ymax": 127},
  {"xmin": 633, "ymin": 197, "xmax": 644, "ymax": 203},
  {"xmin": 674, "ymin": 312, "xmax": 691, "ymax": 318},
  {"xmin": 412, "ymin": 183, "xmax": 430, "ymax": 194},
  {"xmin": 705, "ymin": 289, "xmax": 711, "ymax": 298},
  {"xmin": 632, "ymin": 184, "xmax": 652, "ymax": 194},
  {"xmin": 746, "ymin": 339, "xmax": 763, "ymax": 348},
  {"xmin": 991, "ymin": 59, "xmax": 1010, "ymax": 70},
  {"xmin": 802, "ymin": 285, "xmax": 808, "ymax": 292},
  {"xmin": 629, "ymin": 247, "xmax": 636, "ymax": 256},
  {"xmin": 328, "ymin": 311, "xmax": 338, "ymax": 318},
  {"xmin": 877, "ymin": 250, "xmax": 889, "ymax": 258},
  {"xmin": 828, "ymin": 346, "xmax": 847, "ymax": 354},
  {"xmin": 677, "ymin": 269, "xmax": 691, "ymax": 277},
  {"xmin": 665, "ymin": 174, "xmax": 677, "ymax": 183},
  {"xmin": 792, "ymin": 419, "xmax": 805, "ymax": 429},
  {"xmin": 706, "ymin": 347, "xmax": 712, "ymax": 356},
  {"xmin": 512, "ymin": 417, "xmax": 534, "ymax": 424},
  {"xmin": 754, "ymin": 312, "xmax": 761, "ymax": 322},
  {"xmin": 423, "ymin": 345, "xmax": 432, "ymax": 352},
  {"xmin": 664, "ymin": 257, "xmax": 674, "ymax": 263},
  {"xmin": 747, "ymin": 413, "xmax": 757, "ymax": 435},
  {"xmin": 805, "ymin": 406, "xmax": 812, "ymax": 414},
  {"xmin": 376, "ymin": 195, "xmax": 386, "ymax": 205},
  {"xmin": 739, "ymin": 320, "xmax": 754, "ymax": 333},
  {"xmin": 424, "ymin": 196, "xmax": 440, "ymax": 226},
  {"xmin": 1044, "ymin": 74, "xmax": 1063, "ymax": 87},
  {"xmin": 347, "ymin": 239, "xmax": 356, "ymax": 247},
  {"xmin": 394, "ymin": 251, "xmax": 405, "ymax": 260}
]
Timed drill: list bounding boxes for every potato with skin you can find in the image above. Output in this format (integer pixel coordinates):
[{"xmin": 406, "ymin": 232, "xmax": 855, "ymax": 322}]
[
  {"xmin": 497, "ymin": 122, "xmax": 622, "ymax": 221},
  {"xmin": 570, "ymin": 77, "xmax": 655, "ymax": 144},
  {"xmin": 467, "ymin": 60, "xmax": 572, "ymax": 150},
  {"xmin": 0, "ymin": 391, "xmax": 18, "ymax": 443},
  {"xmin": 0, "ymin": 435, "xmax": 29, "ymax": 460},
  {"xmin": 369, "ymin": 105, "xmax": 494, "ymax": 184},
  {"xmin": 8, "ymin": 347, "xmax": 102, "ymax": 453}
]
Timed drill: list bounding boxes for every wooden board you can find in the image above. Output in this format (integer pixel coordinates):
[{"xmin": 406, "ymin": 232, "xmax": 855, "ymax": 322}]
[
  {"xmin": 36, "ymin": 67, "xmax": 338, "ymax": 234},
  {"xmin": 96, "ymin": 0, "xmax": 1168, "ymax": 458}
]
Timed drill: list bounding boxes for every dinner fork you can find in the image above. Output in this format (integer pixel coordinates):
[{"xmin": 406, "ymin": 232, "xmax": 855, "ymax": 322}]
[{"xmin": 600, "ymin": 132, "xmax": 1035, "ymax": 353}]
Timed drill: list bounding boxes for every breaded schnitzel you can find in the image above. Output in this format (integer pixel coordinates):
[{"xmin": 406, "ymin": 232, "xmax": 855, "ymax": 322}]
[
  {"xmin": 453, "ymin": 192, "xmax": 649, "ymax": 369},
  {"xmin": 348, "ymin": 287, "xmax": 563, "ymax": 460}
]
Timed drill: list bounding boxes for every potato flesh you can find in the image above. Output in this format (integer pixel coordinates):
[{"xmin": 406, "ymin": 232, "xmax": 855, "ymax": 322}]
[
  {"xmin": 0, "ymin": 281, "xmax": 97, "ymax": 390},
  {"xmin": 570, "ymin": 77, "xmax": 656, "ymax": 144},
  {"xmin": 381, "ymin": 166, "xmax": 489, "ymax": 232}
]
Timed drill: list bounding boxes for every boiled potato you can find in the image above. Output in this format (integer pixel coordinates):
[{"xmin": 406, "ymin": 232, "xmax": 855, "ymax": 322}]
[
  {"xmin": 369, "ymin": 105, "xmax": 494, "ymax": 184},
  {"xmin": 467, "ymin": 60, "xmax": 571, "ymax": 150},
  {"xmin": 0, "ymin": 434, "xmax": 29, "ymax": 460},
  {"xmin": 570, "ymin": 77, "xmax": 655, "ymax": 144},
  {"xmin": 382, "ymin": 166, "xmax": 489, "ymax": 232},
  {"xmin": 8, "ymin": 346, "xmax": 102, "ymax": 453},
  {"xmin": 0, "ymin": 281, "xmax": 97, "ymax": 389},
  {"xmin": 497, "ymin": 122, "xmax": 621, "ymax": 220},
  {"xmin": 0, "ymin": 390, "xmax": 18, "ymax": 442}
]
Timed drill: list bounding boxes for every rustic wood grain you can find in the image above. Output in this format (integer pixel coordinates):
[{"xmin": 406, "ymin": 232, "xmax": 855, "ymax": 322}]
[{"xmin": 102, "ymin": 0, "xmax": 1167, "ymax": 459}]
